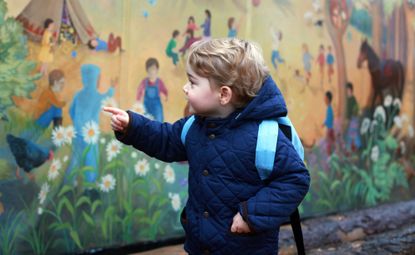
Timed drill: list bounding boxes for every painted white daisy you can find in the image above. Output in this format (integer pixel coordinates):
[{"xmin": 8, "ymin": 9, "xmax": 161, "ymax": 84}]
[
  {"xmin": 37, "ymin": 207, "xmax": 43, "ymax": 215},
  {"xmin": 168, "ymin": 193, "xmax": 181, "ymax": 211},
  {"xmin": 400, "ymin": 141, "xmax": 406, "ymax": 154},
  {"xmin": 63, "ymin": 155, "xmax": 69, "ymax": 162},
  {"xmin": 393, "ymin": 116, "xmax": 402, "ymax": 128},
  {"xmin": 154, "ymin": 163, "xmax": 160, "ymax": 169},
  {"xmin": 131, "ymin": 152, "xmax": 138, "ymax": 158},
  {"xmin": 134, "ymin": 159, "xmax": 150, "ymax": 176},
  {"xmin": 38, "ymin": 183, "xmax": 50, "ymax": 205},
  {"xmin": 101, "ymin": 97, "xmax": 119, "ymax": 115},
  {"xmin": 51, "ymin": 126, "xmax": 66, "ymax": 147},
  {"xmin": 371, "ymin": 146, "xmax": 379, "ymax": 162},
  {"xmin": 99, "ymin": 174, "xmax": 116, "ymax": 192},
  {"xmin": 82, "ymin": 121, "xmax": 100, "ymax": 144},
  {"xmin": 132, "ymin": 102, "xmax": 146, "ymax": 115},
  {"xmin": 408, "ymin": 125, "xmax": 414, "ymax": 138},
  {"xmin": 163, "ymin": 165, "xmax": 175, "ymax": 183},
  {"xmin": 106, "ymin": 139, "xmax": 122, "ymax": 161},
  {"xmin": 383, "ymin": 95, "xmax": 393, "ymax": 107},
  {"xmin": 360, "ymin": 118, "xmax": 370, "ymax": 135},
  {"xmin": 370, "ymin": 120, "xmax": 378, "ymax": 133},
  {"xmin": 393, "ymin": 98, "xmax": 401, "ymax": 109},
  {"xmin": 64, "ymin": 125, "xmax": 76, "ymax": 145},
  {"xmin": 48, "ymin": 158, "xmax": 62, "ymax": 181},
  {"xmin": 373, "ymin": 106, "xmax": 386, "ymax": 123}
]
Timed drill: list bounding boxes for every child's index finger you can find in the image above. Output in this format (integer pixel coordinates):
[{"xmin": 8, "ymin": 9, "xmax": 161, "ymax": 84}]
[{"xmin": 102, "ymin": 106, "xmax": 122, "ymax": 115}]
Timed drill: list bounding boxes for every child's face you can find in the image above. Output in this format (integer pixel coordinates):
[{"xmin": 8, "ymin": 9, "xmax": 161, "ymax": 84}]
[
  {"xmin": 52, "ymin": 78, "xmax": 65, "ymax": 92},
  {"xmin": 147, "ymin": 65, "xmax": 158, "ymax": 79},
  {"xmin": 183, "ymin": 64, "xmax": 221, "ymax": 117},
  {"xmin": 346, "ymin": 88, "xmax": 352, "ymax": 97},
  {"xmin": 91, "ymin": 39, "xmax": 98, "ymax": 47},
  {"xmin": 324, "ymin": 96, "xmax": 330, "ymax": 105},
  {"xmin": 48, "ymin": 22, "xmax": 55, "ymax": 31}
]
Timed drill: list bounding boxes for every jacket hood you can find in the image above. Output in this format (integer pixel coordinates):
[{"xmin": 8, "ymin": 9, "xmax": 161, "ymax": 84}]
[{"xmin": 230, "ymin": 76, "xmax": 287, "ymax": 127}]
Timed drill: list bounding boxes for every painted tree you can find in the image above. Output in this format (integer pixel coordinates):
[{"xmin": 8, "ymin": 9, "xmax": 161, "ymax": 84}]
[
  {"xmin": 369, "ymin": 0, "xmax": 383, "ymax": 57},
  {"xmin": 403, "ymin": 0, "xmax": 415, "ymax": 130},
  {"xmin": 324, "ymin": 0, "xmax": 352, "ymax": 122},
  {"xmin": 0, "ymin": 0, "xmax": 40, "ymax": 118}
]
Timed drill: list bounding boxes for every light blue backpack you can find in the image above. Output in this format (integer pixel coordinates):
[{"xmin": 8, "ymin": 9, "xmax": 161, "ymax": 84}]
[{"xmin": 180, "ymin": 115, "xmax": 306, "ymax": 255}]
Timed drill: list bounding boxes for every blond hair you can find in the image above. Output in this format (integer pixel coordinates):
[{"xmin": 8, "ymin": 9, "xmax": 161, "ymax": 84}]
[{"xmin": 188, "ymin": 38, "xmax": 269, "ymax": 107}]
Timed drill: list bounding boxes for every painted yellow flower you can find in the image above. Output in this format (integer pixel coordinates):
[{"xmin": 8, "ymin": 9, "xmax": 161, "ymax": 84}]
[
  {"xmin": 134, "ymin": 159, "xmax": 150, "ymax": 176},
  {"xmin": 168, "ymin": 193, "xmax": 181, "ymax": 211},
  {"xmin": 106, "ymin": 139, "xmax": 122, "ymax": 161},
  {"xmin": 48, "ymin": 158, "xmax": 61, "ymax": 181},
  {"xmin": 52, "ymin": 126, "xmax": 66, "ymax": 147},
  {"xmin": 64, "ymin": 125, "xmax": 76, "ymax": 145},
  {"xmin": 163, "ymin": 165, "xmax": 175, "ymax": 183},
  {"xmin": 99, "ymin": 174, "xmax": 116, "ymax": 192},
  {"xmin": 82, "ymin": 121, "xmax": 100, "ymax": 144}
]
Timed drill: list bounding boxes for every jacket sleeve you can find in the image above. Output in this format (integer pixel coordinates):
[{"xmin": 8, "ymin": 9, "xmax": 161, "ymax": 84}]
[
  {"xmin": 115, "ymin": 110, "xmax": 188, "ymax": 162},
  {"xmin": 238, "ymin": 129, "xmax": 310, "ymax": 233}
]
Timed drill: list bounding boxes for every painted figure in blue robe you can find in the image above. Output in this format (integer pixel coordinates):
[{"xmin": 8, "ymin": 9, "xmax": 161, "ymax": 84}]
[{"xmin": 66, "ymin": 64, "xmax": 116, "ymax": 184}]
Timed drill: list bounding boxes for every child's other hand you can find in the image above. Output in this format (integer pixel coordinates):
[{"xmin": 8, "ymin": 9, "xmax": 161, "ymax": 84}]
[
  {"xmin": 103, "ymin": 107, "xmax": 129, "ymax": 132},
  {"xmin": 230, "ymin": 212, "xmax": 251, "ymax": 234}
]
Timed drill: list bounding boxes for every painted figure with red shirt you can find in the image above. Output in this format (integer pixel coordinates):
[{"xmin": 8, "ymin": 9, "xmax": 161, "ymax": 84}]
[
  {"xmin": 316, "ymin": 44, "xmax": 325, "ymax": 87},
  {"xmin": 137, "ymin": 58, "xmax": 168, "ymax": 122}
]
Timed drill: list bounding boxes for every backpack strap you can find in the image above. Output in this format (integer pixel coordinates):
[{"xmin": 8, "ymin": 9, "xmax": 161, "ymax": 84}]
[
  {"xmin": 277, "ymin": 117, "xmax": 304, "ymax": 161},
  {"xmin": 255, "ymin": 120, "xmax": 279, "ymax": 180},
  {"xmin": 181, "ymin": 115, "xmax": 195, "ymax": 145},
  {"xmin": 290, "ymin": 208, "xmax": 305, "ymax": 255},
  {"xmin": 255, "ymin": 117, "xmax": 305, "ymax": 255}
]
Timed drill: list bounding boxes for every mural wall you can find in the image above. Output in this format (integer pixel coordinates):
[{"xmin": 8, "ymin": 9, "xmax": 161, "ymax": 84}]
[{"xmin": 0, "ymin": 0, "xmax": 414, "ymax": 254}]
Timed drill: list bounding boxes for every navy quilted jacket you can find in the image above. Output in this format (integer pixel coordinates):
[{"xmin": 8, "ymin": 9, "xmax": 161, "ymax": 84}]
[{"xmin": 115, "ymin": 76, "xmax": 310, "ymax": 255}]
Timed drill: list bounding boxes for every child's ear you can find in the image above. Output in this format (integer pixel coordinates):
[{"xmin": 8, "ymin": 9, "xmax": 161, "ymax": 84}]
[{"xmin": 219, "ymin": 86, "xmax": 232, "ymax": 105}]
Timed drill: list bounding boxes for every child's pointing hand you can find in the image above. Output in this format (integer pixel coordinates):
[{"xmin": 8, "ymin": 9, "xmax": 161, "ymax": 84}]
[{"xmin": 103, "ymin": 107, "xmax": 129, "ymax": 133}]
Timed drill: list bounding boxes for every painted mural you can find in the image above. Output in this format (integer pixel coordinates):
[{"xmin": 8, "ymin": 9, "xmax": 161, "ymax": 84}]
[{"xmin": 0, "ymin": 0, "xmax": 414, "ymax": 254}]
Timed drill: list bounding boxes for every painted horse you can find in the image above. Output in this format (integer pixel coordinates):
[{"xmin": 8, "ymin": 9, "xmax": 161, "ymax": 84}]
[{"xmin": 357, "ymin": 40, "xmax": 405, "ymax": 111}]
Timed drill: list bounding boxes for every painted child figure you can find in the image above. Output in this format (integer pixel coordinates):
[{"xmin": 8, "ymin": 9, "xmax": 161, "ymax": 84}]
[
  {"xmin": 104, "ymin": 38, "xmax": 309, "ymax": 255},
  {"xmin": 323, "ymin": 91, "xmax": 335, "ymax": 155},
  {"xmin": 166, "ymin": 30, "xmax": 180, "ymax": 66},
  {"xmin": 302, "ymin": 43, "xmax": 313, "ymax": 85},
  {"xmin": 345, "ymin": 82, "xmax": 361, "ymax": 152},
  {"xmin": 35, "ymin": 69, "xmax": 66, "ymax": 129},
  {"xmin": 316, "ymin": 44, "xmax": 325, "ymax": 87},
  {"xmin": 136, "ymin": 58, "xmax": 168, "ymax": 122},
  {"xmin": 326, "ymin": 45, "xmax": 335, "ymax": 84},
  {"xmin": 67, "ymin": 64, "xmax": 117, "ymax": 184},
  {"xmin": 38, "ymin": 18, "xmax": 56, "ymax": 77}
]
